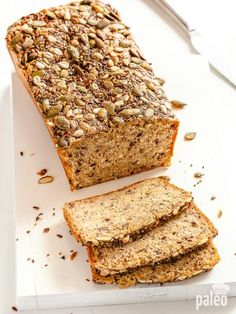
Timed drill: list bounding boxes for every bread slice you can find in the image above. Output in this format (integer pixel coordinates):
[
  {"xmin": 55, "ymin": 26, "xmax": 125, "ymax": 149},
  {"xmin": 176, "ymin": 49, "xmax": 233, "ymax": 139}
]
[
  {"xmin": 92, "ymin": 241, "xmax": 220, "ymax": 287},
  {"xmin": 63, "ymin": 177, "xmax": 193, "ymax": 247},
  {"xmin": 87, "ymin": 204, "xmax": 217, "ymax": 276}
]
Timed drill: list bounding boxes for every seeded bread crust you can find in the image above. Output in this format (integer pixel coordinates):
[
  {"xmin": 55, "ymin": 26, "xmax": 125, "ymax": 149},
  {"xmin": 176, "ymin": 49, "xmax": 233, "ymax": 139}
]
[
  {"xmin": 87, "ymin": 204, "xmax": 218, "ymax": 276},
  {"xmin": 6, "ymin": 0, "xmax": 179, "ymax": 190},
  {"xmin": 91, "ymin": 242, "xmax": 220, "ymax": 287},
  {"xmin": 63, "ymin": 177, "xmax": 193, "ymax": 247}
]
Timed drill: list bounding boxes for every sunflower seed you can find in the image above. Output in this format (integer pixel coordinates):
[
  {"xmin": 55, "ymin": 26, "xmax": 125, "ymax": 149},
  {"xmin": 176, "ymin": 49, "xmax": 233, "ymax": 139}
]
[
  {"xmin": 95, "ymin": 37, "xmax": 105, "ymax": 49},
  {"xmin": 36, "ymin": 61, "xmax": 46, "ymax": 69},
  {"xmin": 48, "ymin": 35, "xmax": 57, "ymax": 43},
  {"xmin": 33, "ymin": 76, "xmax": 41, "ymax": 86},
  {"xmin": 120, "ymin": 108, "xmax": 141, "ymax": 116},
  {"xmin": 22, "ymin": 38, "xmax": 33, "ymax": 49},
  {"xmin": 73, "ymin": 129, "xmax": 84, "ymax": 137},
  {"xmin": 141, "ymin": 62, "xmax": 152, "ymax": 71},
  {"xmin": 38, "ymin": 176, "xmax": 54, "ymax": 184},
  {"xmin": 59, "ymin": 24, "xmax": 69, "ymax": 33},
  {"xmin": 217, "ymin": 209, "xmax": 223, "ymax": 218},
  {"xmin": 58, "ymin": 61, "xmax": 69, "ymax": 69}
]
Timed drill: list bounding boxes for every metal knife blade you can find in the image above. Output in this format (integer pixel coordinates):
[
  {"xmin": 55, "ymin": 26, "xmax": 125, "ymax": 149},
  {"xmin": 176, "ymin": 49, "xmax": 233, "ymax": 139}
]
[{"xmin": 154, "ymin": 0, "xmax": 236, "ymax": 87}]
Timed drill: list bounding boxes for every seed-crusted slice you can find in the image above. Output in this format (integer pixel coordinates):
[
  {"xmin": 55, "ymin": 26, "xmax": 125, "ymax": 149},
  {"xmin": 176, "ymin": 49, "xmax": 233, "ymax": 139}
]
[
  {"xmin": 87, "ymin": 204, "xmax": 218, "ymax": 275},
  {"xmin": 91, "ymin": 241, "xmax": 220, "ymax": 287},
  {"xmin": 63, "ymin": 177, "xmax": 193, "ymax": 247}
]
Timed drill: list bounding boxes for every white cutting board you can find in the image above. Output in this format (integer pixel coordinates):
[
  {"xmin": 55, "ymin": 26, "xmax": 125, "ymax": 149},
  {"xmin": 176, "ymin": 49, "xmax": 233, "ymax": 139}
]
[{"xmin": 12, "ymin": 0, "xmax": 236, "ymax": 311}]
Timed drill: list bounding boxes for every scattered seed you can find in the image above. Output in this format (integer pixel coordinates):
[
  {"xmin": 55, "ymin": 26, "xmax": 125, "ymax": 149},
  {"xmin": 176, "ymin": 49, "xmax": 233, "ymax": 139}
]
[
  {"xmin": 26, "ymin": 230, "xmax": 30, "ymax": 234},
  {"xmin": 211, "ymin": 196, "xmax": 216, "ymax": 201},
  {"xmin": 194, "ymin": 172, "xmax": 204, "ymax": 178},
  {"xmin": 70, "ymin": 251, "xmax": 78, "ymax": 260},
  {"xmin": 217, "ymin": 209, "xmax": 223, "ymax": 218},
  {"xmin": 33, "ymin": 206, "xmax": 40, "ymax": 210},
  {"xmin": 12, "ymin": 306, "xmax": 18, "ymax": 312},
  {"xmin": 86, "ymin": 278, "xmax": 90, "ymax": 282},
  {"xmin": 37, "ymin": 168, "xmax": 47, "ymax": 176},
  {"xmin": 44, "ymin": 264, "xmax": 48, "ymax": 267},
  {"xmin": 57, "ymin": 234, "xmax": 63, "ymax": 238},
  {"xmin": 20, "ymin": 151, "xmax": 24, "ymax": 156},
  {"xmin": 61, "ymin": 255, "xmax": 65, "ymax": 260},
  {"xmin": 171, "ymin": 100, "xmax": 187, "ymax": 109},
  {"xmin": 184, "ymin": 132, "xmax": 196, "ymax": 141},
  {"xmin": 38, "ymin": 176, "xmax": 54, "ymax": 184},
  {"xmin": 43, "ymin": 228, "xmax": 50, "ymax": 233}
]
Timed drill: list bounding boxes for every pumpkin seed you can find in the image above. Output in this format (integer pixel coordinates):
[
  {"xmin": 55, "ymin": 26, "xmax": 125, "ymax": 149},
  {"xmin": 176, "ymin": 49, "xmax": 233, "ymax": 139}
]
[{"xmin": 184, "ymin": 132, "xmax": 197, "ymax": 141}]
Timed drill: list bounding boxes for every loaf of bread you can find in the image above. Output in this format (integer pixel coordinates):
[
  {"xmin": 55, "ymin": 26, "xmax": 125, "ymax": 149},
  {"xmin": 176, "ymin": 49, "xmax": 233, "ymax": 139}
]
[
  {"xmin": 92, "ymin": 241, "xmax": 220, "ymax": 287},
  {"xmin": 6, "ymin": 1, "xmax": 179, "ymax": 190},
  {"xmin": 64, "ymin": 177, "xmax": 193, "ymax": 247},
  {"xmin": 87, "ymin": 204, "xmax": 218, "ymax": 276}
]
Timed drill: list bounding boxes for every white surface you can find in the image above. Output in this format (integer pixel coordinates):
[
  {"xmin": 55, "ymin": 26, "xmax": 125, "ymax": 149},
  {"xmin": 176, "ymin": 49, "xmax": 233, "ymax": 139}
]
[
  {"xmin": 1, "ymin": 0, "xmax": 236, "ymax": 313},
  {"xmin": 12, "ymin": 48, "xmax": 236, "ymax": 309}
]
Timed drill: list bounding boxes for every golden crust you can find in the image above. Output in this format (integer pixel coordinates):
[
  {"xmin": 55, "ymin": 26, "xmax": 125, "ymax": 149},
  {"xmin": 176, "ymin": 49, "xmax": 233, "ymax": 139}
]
[{"xmin": 90, "ymin": 242, "xmax": 220, "ymax": 287}]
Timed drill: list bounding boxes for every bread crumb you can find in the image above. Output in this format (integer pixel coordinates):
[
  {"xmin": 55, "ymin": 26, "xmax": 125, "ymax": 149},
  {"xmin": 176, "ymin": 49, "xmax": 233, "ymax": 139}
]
[
  {"xmin": 194, "ymin": 172, "xmax": 204, "ymax": 178},
  {"xmin": 37, "ymin": 168, "xmax": 47, "ymax": 176},
  {"xmin": 70, "ymin": 251, "xmax": 78, "ymax": 260}
]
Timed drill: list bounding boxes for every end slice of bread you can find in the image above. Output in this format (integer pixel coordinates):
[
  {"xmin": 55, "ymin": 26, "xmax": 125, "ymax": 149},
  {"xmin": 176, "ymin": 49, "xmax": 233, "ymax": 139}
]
[
  {"xmin": 87, "ymin": 204, "xmax": 218, "ymax": 276},
  {"xmin": 91, "ymin": 241, "xmax": 220, "ymax": 287},
  {"xmin": 64, "ymin": 177, "xmax": 192, "ymax": 247}
]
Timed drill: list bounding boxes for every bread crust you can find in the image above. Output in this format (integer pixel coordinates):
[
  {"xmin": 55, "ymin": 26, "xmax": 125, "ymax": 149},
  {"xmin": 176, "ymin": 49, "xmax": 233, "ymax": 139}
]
[{"xmin": 90, "ymin": 242, "xmax": 220, "ymax": 287}]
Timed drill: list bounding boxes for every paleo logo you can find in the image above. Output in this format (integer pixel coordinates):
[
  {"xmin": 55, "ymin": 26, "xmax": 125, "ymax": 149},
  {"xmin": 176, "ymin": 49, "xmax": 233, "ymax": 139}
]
[{"xmin": 196, "ymin": 283, "xmax": 230, "ymax": 310}]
